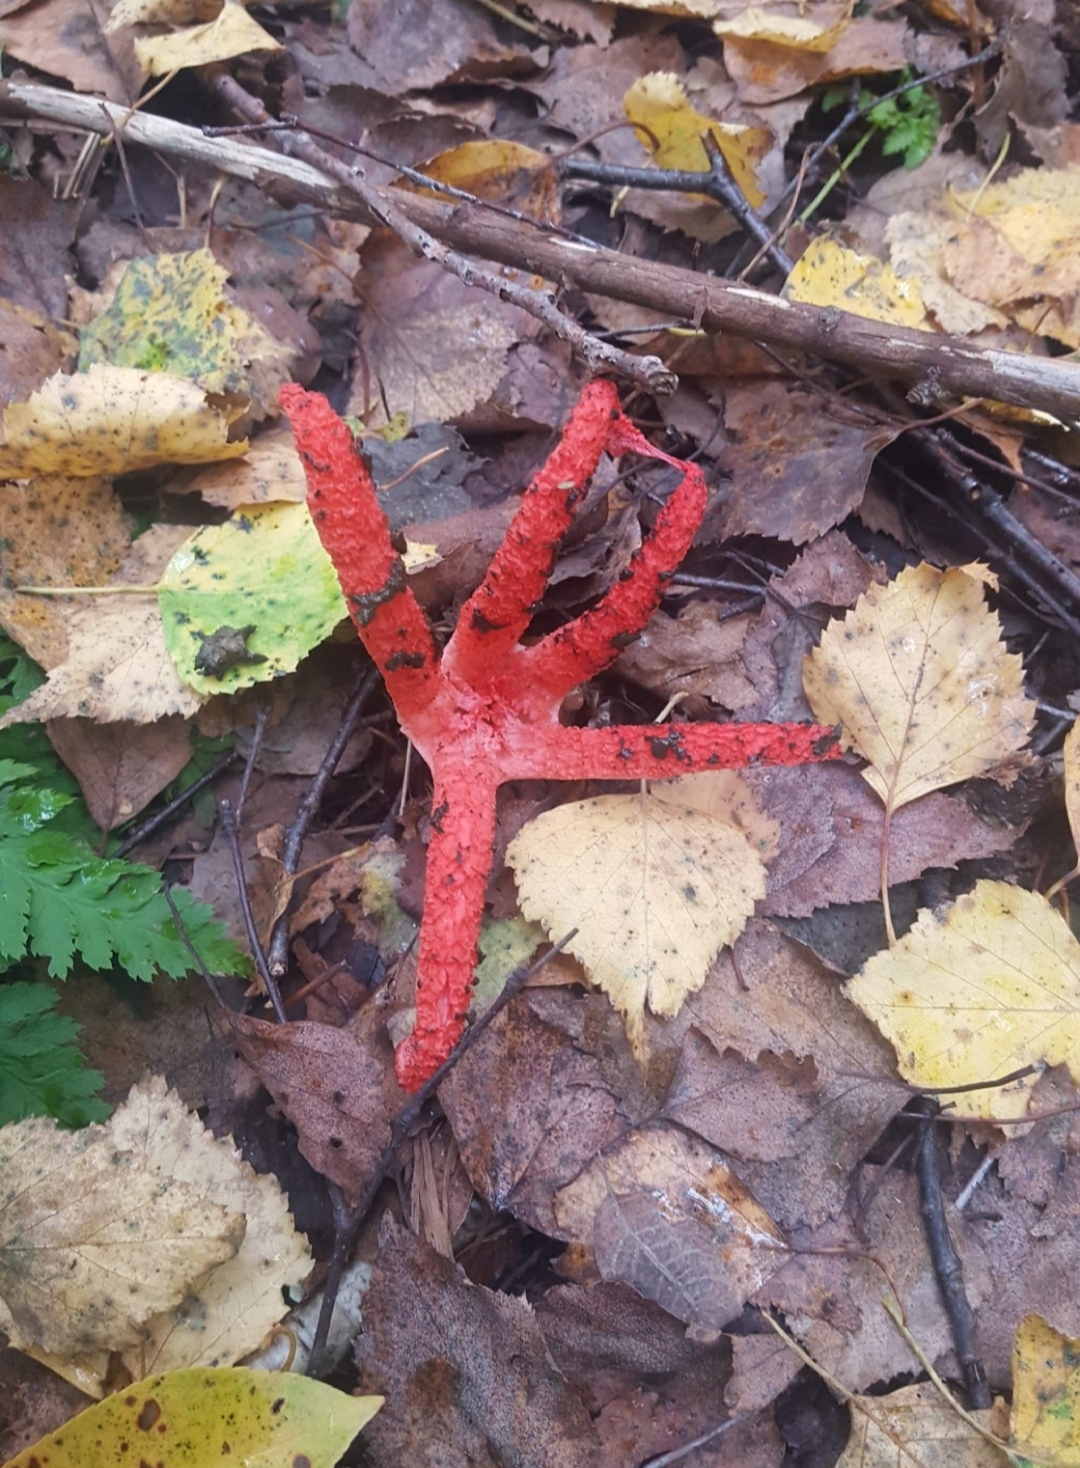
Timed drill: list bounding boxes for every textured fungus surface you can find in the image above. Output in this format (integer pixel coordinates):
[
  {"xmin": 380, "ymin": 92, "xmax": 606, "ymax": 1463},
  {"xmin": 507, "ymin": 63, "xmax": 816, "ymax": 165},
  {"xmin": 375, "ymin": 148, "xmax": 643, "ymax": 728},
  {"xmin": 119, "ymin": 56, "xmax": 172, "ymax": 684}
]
[{"xmin": 281, "ymin": 379, "xmax": 841, "ymax": 1090}]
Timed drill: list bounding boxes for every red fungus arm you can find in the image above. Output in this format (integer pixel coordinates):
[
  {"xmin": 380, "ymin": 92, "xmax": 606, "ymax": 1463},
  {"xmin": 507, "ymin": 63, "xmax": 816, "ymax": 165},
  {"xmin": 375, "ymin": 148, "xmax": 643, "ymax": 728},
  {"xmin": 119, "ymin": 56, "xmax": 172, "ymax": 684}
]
[
  {"xmin": 516, "ymin": 463, "xmax": 708, "ymax": 703},
  {"xmin": 280, "ymin": 385, "xmax": 440, "ymax": 722},
  {"xmin": 443, "ymin": 379, "xmax": 620, "ymax": 686},
  {"xmin": 509, "ymin": 721, "xmax": 842, "ymax": 782},
  {"xmin": 392, "ymin": 759, "xmax": 499, "ymax": 1091}
]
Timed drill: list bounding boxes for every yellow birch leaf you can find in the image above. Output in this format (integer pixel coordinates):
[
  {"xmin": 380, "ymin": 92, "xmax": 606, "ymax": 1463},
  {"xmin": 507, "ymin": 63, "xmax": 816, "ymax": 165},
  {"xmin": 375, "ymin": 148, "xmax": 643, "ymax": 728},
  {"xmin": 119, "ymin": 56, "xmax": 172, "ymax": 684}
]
[
  {"xmin": 785, "ymin": 237, "xmax": 929, "ymax": 330},
  {"xmin": 0, "ymin": 364, "xmax": 247, "ymax": 478},
  {"xmin": 0, "ymin": 1110, "xmax": 244, "ymax": 1360},
  {"xmin": 836, "ymin": 1381, "xmax": 1010, "ymax": 1468},
  {"xmin": 803, "ymin": 562, "xmax": 1036, "ymax": 810},
  {"xmin": 623, "ymin": 72, "xmax": 770, "ymax": 209},
  {"xmin": 713, "ymin": 2, "xmax": 851, "ymax": 51},
  {"xmin": 2, "ymin": 1368, "xmax": 382, "ymax": 1468},
  {"xmin": 112, "ymin": 1077, "xmax": 312, "ymax": 1380},
  {"xmin": 1011, "ymin": 1314, "xmax": 1080, "ymax": 1463},
  {"xmin": 846, "ymin": 880, "xmax": 1080, "ymax": 1119},
  {"xmin": 134, "ymin": 0, "xmax": 281, "ymax": 75},
  {"xmin": 506, "ymin": 773, "xmax": 768, "ymax": 1058},
  {"xmin": 407, "ymin": 140, "xmax": 559, "ymax": 223}
]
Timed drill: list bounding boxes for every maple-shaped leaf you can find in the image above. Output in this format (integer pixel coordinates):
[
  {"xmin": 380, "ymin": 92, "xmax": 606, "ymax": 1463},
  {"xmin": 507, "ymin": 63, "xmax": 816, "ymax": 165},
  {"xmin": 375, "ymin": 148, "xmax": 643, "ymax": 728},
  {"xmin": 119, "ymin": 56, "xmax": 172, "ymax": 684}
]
[
  {"xmin": 803, "ymin": 562, "xmax": 1036, "ymax": 939},
  {"xmin": 507, "ymin": 773, "xmax": 774, "ymax": 1059},
  {"xmin": 847, "ymin": 879, "xmax": 1080, "ymax": 1120}
]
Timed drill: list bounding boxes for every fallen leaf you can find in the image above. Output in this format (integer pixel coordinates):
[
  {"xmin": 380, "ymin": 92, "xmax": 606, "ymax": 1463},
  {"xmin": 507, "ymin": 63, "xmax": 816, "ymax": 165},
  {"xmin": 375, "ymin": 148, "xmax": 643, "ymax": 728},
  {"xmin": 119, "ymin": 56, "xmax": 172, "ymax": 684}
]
[
  {"xmin": 0, "ymin": 474, "xmax": 130, "ymax": 669},
  {"xmin": 785, "ymin": 237, "xmax": 930, "ymax": 329},
  {"xmin": 553, "ymin": 1126, "xmax": 786, "ymax": 1330},
  {"xmin": 0, "ymin": 0, "xmax": 144, "ymax": 99},
  {"xmin": 718, "ymin": 380, "xmax": 897, "ymax": 543},
  {"xmin": 0, "ymin": 364, "xmax": 248, "ymax": 478},
  {"xmin": 803, "ymin": 562, "xmax": 1035, "ymax": 935},
  {"xmin": 3, "ymin": 1368, "xmax": 381, "ymax": 1468},
  {"xmin": 612, "ymin": 599, "xmax": 758, "ymax": 711},
  {"xmin": 848, "ymin": 879, "xmax": 1080, "ymax": 1119},
  {"xmin": 713, "ymin": 2, "xmax": 851, "ymax": 50},
  {"xmin": 0, "ymin": 1105, "xmax": 243, "ymax": 1360},
  {"xmin": 111, "ymin": 1076, "xmax": 312, "ymax": 1378},
  {"xmin": 623, "ymin": 71, "xmax": 770, "ymax": 209},
  {"xmin": 0, "ymin": 526, "xmax": 202, "ymax": 728},
  {"xmin": 1065, "ymin": 718, "xmax": 1080, "ymax": 858},
  {"xmin": 158, "ymin": 502, "xmax": 346, "ymax": 696},
  {"xmin": 805, "ymin": 562, "xmax": 1035, "ymax": 807},
  {"xmin": 347, "ymin": 0, "xmax": 534, "ymax": 93},
  {"xmin": 723, "ymin": 17, "xmax": 909, "ymax": 106},
  {"xmin": 183, "ymin": 425, "xmax": 308, "ymax": 508},
  {"xmin": 229, "ymin": 1009, "xmax": 397, "ymax": 1204},
  {"xmin": 507, "ymin": 773, "xmax": 769, "ymax": 1059},
  {"xmin": 837, "ymin": 1381, "xmax": 1010, "ymax": 1468},
  {"xmin": 410, "ymin": 139, "xmax": 560, "ymax": 224},
  {"xmin": 1011, "ymin": 1314, "xmax": 1080, "ymax": 1462},
  {"xmin": 106, "ymin": 0, "xmax": 220, "ymax": 27},
  {"xmin": 133, "ymin": 0, "xmax": 281, "ymax": 75},
  {"xmin": 356, "ymin": 1215, "xmax": 598, "ymax": 1466},
  {"xmin": 0, "ymin": 300, "xmax": 76, "ymax": 409},
  {"xmin": 78, "ymin": 248, "xmax": 293, "ymax": 409},
  {"xmin": 46, "ymin": 715, "xmax": 191, "ymax": 831},
  {"xmin": 346, "ymin": 232, "xmax": 534, "ymax": 428}
]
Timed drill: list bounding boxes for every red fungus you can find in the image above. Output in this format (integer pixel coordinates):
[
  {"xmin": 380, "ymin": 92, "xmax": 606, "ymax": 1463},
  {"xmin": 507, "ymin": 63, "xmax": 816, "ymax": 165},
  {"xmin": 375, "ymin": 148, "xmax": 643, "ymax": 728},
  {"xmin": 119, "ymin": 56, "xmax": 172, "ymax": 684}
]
[{"xmin": 280, "ymin": 379, "xmax": 841, "ymax": 1091}]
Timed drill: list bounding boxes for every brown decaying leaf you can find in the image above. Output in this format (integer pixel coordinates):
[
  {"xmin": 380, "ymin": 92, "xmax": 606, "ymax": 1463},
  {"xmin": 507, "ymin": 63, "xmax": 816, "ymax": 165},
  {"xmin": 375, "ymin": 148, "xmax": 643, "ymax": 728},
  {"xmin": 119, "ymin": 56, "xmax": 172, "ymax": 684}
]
[
  {"xmin": 0, "ymin": 177, "xmax": 78, "ymax": 321},
  {"xmin": 554, "ymin": 1127, "xmax": 786, "ymax": 1332},
  {"xmin": 0, "ymin": 301, "xmax": 76, "ymax": 411},
  {"xmin": 229, "ymin": 1007, "xmax": 399, "ymax": 1204},
  {"xmin": 356, "ymin": 1216, "xmax": 599, "ymax": 1468},
  {"xmin": 46, "ymin": 714, "xmax": 191, "ymax": 831},
  {"xmin": 347, "ymin": 0, "xmax": 535, "ymax": 94},
  {"xmin": 836, "ymin": 1381, "xmax": 1009, "ymax": 1468},
  {"xmin": 675, "ymin": 920, "xmax": 906, "ymax": 1228},
  {"xmin": 613, "ymin": 598, "xmax": 758, "ymax": 710},
  {"xmin": 723, "ymin": 16, "xmax": 909, "ymax": 105},
  {"xmin": 718, "ymin": 381, "xmax": 897, "ymax": 544},
  {"xmin": 438, "ymin": 994, "xmax": 623, "ymax": 1236}
]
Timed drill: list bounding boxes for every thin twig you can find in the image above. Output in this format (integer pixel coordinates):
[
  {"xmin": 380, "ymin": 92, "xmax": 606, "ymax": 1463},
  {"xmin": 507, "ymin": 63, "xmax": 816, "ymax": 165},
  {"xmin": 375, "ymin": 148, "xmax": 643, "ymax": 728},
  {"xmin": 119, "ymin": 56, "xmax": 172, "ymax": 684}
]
[
  {"xmin": 210, "ymin": 73, "xmax": 675, "ymax": 396},
  {"xmin": 700, "ymin": 132, "xmax": 793, "ymax": 274},
  {"xmin": 911, "ymin": 1098, "xmax": 991, "ymax": 1409},
  {"xmin": 112, "ymin": 748, "xmax": 239, "ymax": 859},
  {"xmin": 305, "ymin": 929, "xmax": 577, "ymax": 1377},
  {"xmin": 266, "ymin": 665, "xmax": 381, "ymax": 976},
  {"xmin": 162, "ymin": 885, "xmax": 228, "ymax": 1009},
  {"xmin": 639, "ymin": 1414, "xmax": 746, "ymax": 1468},
  {"xmin": 235, "ymin": 703, "xmax": 268, "ymax": 826},
  {"xmin": 219, "ymin": 797, "xmax": 288, "ymax": 1024}
]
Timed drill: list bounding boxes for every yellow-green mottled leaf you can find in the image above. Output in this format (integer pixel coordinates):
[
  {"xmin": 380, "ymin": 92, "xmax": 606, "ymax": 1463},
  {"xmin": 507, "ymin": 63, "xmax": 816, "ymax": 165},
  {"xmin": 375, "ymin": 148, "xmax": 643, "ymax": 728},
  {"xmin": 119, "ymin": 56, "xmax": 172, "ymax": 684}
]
[
  {"xmin": 158, "ymin": 502, "xmax": 346, "ymax": 695},
  {"xmin": 2, "ymin": 1368, "xmax": 382, "ymax": 1468},
  {"xmin": 78, "ymin": 249, "xmax": 287, "ymax": 400},
  {"xmin": 1011, "ymin": 1314, "xmax": 1080, "ymax": 1465}
]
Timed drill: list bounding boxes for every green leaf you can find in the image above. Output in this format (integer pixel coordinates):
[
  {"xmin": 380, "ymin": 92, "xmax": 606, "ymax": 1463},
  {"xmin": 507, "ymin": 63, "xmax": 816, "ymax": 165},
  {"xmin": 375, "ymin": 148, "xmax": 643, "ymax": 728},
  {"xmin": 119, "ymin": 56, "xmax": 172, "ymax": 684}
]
[
  {"xmin": 158, "ymin": 502, "xmax": 346, "ymax": 696},
  {"xmin": 0, "ymin": 981, "xmax": 108, "ymax": 1126}
]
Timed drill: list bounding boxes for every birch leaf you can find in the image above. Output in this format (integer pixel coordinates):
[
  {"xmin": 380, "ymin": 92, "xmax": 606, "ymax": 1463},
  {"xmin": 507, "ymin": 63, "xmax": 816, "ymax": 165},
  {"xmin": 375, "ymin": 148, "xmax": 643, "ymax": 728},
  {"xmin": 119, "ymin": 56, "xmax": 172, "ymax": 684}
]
[
  {"xmin": 506, "ymin": 773, "xmax": 768, "ymax": 1059},
  {"xmin": 0, "ymin": 365, "xmax": 247, "ymax": 478},
  {"xmin": 1011, "ymin": 1314, "xmax": 1080, "ymax": 1464},
  {"xmin": 803, "ymin": 562, "xmax": 1036, "ymax": 812},
  {"xmin": 846, "ymin": 880, "xmax": 1080, "ymax": 1119},
  {"xmin": 1064, "ymin": 718, "xmax": 1080, "ymax": 858}
]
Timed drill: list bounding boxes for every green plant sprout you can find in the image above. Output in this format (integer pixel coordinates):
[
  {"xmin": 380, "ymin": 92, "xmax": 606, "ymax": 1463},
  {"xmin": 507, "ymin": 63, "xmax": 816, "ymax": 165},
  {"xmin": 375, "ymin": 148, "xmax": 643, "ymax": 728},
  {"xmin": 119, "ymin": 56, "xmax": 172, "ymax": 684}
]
[{"xmin": 800, "ymin": 70, "xmax": 941, "ymax": 224}]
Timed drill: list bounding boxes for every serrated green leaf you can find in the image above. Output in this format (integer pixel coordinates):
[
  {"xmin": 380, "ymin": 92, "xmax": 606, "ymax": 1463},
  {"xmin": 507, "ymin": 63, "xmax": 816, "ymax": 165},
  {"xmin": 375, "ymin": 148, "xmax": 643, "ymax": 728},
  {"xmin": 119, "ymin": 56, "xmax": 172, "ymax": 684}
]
[{"xmin": 0, "ymin": 981, "xmax": 108, "ymax": 1126}]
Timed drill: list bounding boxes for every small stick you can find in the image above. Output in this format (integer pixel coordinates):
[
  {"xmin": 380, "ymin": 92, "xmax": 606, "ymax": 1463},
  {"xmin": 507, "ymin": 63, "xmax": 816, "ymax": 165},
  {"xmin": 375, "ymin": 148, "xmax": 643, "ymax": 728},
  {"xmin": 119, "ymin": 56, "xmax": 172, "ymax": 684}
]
[
  {"xmin": 304, "ymin": 930, "xmax": 577, "ymax": 1378},
  {"xmin": 699, "ymin": 132, "xmax": 793, "ymax": 275},
  {"xmin": 210, "ymin": 73, "xmax": 675, "ymax": 397},
  {"xmin": 640, "ymin": 1414, "xmax": 747, "ymax": 1468},
  {"xmin": 219, "ymin": 797, "xmax": 288, "ymax": 1024},
  {"xmin": 266, "ymin": 666, "xmax": 381, "ymax": 976},
  {"xmin": 162, "ymin": 884, "xmax": 228, "ymax": 1010},
  {"xmin": 911, "ymin": 1097, "xmax": 991, "ymax": 1409},
  {"xmin": 235, "ymin": 703, "xmax": 268, "ymax": 825},
  {"xmin": 112, "ymin": 747, "xmax": 238, "ymax": 859}
]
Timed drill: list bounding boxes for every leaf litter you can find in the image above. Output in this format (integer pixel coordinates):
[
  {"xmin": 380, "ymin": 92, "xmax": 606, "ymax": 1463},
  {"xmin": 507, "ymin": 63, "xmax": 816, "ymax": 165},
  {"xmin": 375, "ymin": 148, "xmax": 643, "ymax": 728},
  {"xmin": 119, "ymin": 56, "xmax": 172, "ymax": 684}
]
[{"xmin": 5, "ymin": 2, "xmax": 1080, "ymax": 1465}]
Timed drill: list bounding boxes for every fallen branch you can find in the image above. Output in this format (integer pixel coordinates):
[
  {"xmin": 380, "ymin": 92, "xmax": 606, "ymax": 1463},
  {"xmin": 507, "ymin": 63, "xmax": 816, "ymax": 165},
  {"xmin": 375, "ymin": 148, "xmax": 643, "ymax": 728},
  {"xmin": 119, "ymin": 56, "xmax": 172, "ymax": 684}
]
[{"xmin": 3, "ymin": 78, "xmax": 1080, "ymax": 418}]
